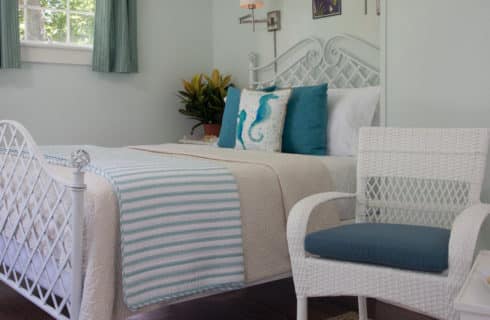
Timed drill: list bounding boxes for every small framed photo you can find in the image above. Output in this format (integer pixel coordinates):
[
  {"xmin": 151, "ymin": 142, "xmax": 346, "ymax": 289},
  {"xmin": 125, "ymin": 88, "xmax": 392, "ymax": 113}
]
[{"xmin": 313, "ymin": 0, "xmax": 342, "ymax": 19}]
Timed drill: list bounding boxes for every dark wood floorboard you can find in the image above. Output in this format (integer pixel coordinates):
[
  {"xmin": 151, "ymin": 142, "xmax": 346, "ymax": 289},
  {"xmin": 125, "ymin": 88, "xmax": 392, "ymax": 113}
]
[{"xmin": 0, "ymin": 278, "xmax": 435, "ymax": 320}]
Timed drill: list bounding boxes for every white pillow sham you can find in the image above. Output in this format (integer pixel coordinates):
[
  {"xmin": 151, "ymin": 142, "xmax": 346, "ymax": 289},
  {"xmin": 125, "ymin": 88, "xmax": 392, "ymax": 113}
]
[
  {"xmin": 327, "ymin": 86, "xmax": 381, "ymax": 156},
  {"xmin": 235, "ymin": 88, "xmax": 292, "ymax": 152}
]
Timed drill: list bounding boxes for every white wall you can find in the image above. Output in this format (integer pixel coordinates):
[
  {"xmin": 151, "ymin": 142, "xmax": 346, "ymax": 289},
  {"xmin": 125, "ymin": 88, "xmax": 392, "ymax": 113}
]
[
  {"xmin": 0, "ymin": 0, "xmax": 213, "ymax": 147},
  {"xmin": 384, "ymin": 0, "xmax": 490, "ymax": 201},
  {"xmin": 212, "ymin": 0, "xmax": 380, "ymax": 87}
]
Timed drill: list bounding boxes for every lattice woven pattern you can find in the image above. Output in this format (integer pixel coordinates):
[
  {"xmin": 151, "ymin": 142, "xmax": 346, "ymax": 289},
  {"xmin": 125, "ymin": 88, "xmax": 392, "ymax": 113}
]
[
  {"xmin": 359, "ymin": 177, "xmax": 471, "ymax": 228},
  {"xmin": 0, "ymin": 121, "xmax": 77, "ymax": 320},
  {"xmin": 251, "ymin": 35, "xmax": 380, "ymax": 90},
  {"xmin": 287, "ymin": 128, "xmax": 490, "ymax": 320},
  {"xmin": 356, "ymin": 128, "xmax": 488, "ymax": 229},
  {"xmin": 274, "ymin": 51, "xmax": 379, "ymax": 89}
]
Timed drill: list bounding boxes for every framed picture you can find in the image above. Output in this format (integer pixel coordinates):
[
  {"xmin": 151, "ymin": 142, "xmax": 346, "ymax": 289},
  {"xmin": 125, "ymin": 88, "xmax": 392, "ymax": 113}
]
[{"xmin": 313, "ymin": 0, "xmax": 342, "ymax": 19}]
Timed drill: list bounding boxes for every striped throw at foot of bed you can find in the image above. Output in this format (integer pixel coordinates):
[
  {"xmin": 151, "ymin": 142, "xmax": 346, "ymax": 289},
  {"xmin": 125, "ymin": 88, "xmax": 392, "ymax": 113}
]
[{"xmin": 43, "ymin": 146, "xmax": 244, "ymax": 310}]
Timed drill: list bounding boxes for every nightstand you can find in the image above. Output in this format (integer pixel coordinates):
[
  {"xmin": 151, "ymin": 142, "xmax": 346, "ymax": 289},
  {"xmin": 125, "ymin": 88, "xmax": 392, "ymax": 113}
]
[
  {"xmin": 455, "ymin": 250, "xmax": 490, "ymax": 320},
  {"xmin": 178, "ymin": 137, "xmax": 217, "ymax": 146}
]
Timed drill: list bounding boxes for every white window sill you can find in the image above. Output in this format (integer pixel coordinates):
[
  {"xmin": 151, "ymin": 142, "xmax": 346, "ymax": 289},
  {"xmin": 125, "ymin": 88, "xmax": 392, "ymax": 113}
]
[{"xmin": 21, "ymin": 41, "xmax": 93, "ymax": 66}]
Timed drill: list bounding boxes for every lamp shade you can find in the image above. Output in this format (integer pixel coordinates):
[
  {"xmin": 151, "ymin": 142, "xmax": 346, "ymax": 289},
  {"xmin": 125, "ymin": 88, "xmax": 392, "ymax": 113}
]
[{"xmin": 240, "ymin": 0, "xmax": 264, "ymax": 9}]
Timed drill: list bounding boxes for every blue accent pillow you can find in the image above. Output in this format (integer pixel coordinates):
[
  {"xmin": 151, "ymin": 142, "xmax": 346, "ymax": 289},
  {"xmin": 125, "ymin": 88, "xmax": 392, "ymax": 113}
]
[
  {"xmin": 218, "ymin": 87, "xmax": 241, "ymax": 148},
  {"xmin": 305, "ymin": 223, "xmax": 450, "ymax": 273},
  {"xmin": 218, "ymin": 86, "xmax": 276, "ymax": 148},
  {"xmin": 282, "ymin": 84, "xmax": 328, "ymax": 155}
]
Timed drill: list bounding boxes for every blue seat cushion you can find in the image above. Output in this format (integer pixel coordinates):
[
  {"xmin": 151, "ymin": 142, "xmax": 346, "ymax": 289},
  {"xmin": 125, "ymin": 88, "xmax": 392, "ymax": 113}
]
[{"xmin": 305, "ymin": 223, "xmax": 450, "ymax": 273}]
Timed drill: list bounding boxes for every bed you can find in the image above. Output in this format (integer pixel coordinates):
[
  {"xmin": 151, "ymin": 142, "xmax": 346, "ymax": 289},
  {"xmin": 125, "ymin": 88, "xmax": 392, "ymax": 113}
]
[{"xmin": 0, "ymin": 34, "xmax": 380, "ymax": 320}]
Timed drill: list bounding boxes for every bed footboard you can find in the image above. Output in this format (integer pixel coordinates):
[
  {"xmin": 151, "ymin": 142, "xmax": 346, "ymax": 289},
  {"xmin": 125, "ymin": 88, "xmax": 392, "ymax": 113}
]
[{"xmin": 0, "ymin": 120, "xmax": 89, "ymax": 320}]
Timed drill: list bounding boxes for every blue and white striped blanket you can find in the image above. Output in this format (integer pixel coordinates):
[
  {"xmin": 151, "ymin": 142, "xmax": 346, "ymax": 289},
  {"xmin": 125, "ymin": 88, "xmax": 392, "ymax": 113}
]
[{"xmin": 42, "ymin": 146, "xmax": 244, "ymax": 310}]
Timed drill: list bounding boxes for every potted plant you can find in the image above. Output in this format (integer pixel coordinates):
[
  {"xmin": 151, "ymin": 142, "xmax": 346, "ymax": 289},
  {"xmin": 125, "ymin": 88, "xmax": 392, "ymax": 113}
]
[{"xmin": 178, "ymin": 69, "xmax": 232, "ymax": 136}]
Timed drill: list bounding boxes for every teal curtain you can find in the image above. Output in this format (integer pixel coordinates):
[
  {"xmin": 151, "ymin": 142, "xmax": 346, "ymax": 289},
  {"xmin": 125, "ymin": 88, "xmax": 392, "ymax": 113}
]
[
  {"xmin": 92, "ymin": 0, "xmax": 138, "ymax": 73},
  {"xmin": 0, "ymin": 0, "xmax": 21, "ymax": 69}
]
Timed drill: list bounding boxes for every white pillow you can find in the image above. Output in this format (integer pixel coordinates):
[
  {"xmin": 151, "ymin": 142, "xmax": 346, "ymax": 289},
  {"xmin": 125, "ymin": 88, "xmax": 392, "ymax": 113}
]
[
  {"xmin": 327, "ymin": 86, "xmax": 381, "ymax": 156},
  {"xmin": 235, "ymin": 88, "xmax": 292, "ymax": 152}
]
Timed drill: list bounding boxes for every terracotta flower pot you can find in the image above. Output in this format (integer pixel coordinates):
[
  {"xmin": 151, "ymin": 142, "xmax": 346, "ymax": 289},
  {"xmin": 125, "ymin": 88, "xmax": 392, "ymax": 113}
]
[{"xmin": 203, "ymin": 124, "xmax": 221, "ymax": 137}]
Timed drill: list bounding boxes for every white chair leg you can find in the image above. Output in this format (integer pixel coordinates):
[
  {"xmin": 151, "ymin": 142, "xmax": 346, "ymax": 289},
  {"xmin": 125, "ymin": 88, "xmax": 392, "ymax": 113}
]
[
  {"xmin": 297, "ymin": 297, "xmax": 308, "ymax": 320},
  {"xmin": 358, "ymin": 296, "xmax": 368, "ymax": 320}
]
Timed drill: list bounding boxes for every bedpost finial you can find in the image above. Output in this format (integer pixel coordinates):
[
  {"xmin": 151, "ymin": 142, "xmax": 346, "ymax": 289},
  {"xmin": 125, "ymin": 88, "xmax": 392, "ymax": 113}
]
[{"xmin": 71, "ymin": 149, "xmax": 91, "ymax": 171}]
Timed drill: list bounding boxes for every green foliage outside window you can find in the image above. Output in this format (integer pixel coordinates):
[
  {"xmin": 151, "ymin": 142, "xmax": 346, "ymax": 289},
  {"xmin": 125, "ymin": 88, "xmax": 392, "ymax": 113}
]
[{"xmin": 19, "ymin": 0, "xmax": 95, "ymax": 45}]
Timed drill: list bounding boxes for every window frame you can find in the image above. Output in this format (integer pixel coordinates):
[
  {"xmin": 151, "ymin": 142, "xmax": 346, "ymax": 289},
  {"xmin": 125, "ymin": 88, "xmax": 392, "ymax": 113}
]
[{"xmin": 19, "ymin": 0, "xmax": 95, "ymax": 65}]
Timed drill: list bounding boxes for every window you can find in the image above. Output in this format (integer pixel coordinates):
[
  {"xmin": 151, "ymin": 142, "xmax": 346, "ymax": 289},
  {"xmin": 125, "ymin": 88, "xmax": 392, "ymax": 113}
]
[{"xmin": 18, "ymin": 0, "xmax": 95, "ymax": 64}]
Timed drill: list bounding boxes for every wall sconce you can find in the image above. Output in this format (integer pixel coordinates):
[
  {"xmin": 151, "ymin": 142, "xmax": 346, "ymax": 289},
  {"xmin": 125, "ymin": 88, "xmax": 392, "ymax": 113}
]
[
  {"xmin": 239, "ymin": 0, "xmax": 281, "ymax": 33},
  {"xmin": 239, "ymin": 1, "xmax": 281, "ymax": 73}
]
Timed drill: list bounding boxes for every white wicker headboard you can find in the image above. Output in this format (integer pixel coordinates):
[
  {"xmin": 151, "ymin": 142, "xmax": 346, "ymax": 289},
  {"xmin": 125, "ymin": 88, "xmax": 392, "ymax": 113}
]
[
  {"xmin": 248, "ymin": 34, "xmax": 381, "ymax": 123},
  {"xmin": 248, "ymin": 34, "xmax": 380, "ymax": 89}
]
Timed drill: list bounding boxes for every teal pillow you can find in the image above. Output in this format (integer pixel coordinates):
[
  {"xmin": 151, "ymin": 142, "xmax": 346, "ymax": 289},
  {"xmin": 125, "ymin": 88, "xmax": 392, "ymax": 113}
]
[
  {"xmin": 218, "ymin": 86, "xmax": 276, "ymax": 148},
  {"xmin": 282, "ymin": 84, "xmax": 328, "ymax": 155},
  {"xmin": 218, "ymin": 87, "xmax": 241, "ymax": 148}
]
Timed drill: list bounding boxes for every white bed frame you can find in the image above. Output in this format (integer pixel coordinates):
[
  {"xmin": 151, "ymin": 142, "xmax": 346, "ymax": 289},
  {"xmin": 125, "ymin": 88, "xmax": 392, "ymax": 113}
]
[
  {"xmin": 248, "ymin": 34, "xmax": 381, "ymax": 123},
  {"xmin": 0, "ymin": 34, "xmax": 379, "ymax": 320},
  {"xmin": 0, "ymin": 122, "xmax": 88, "ymax": 320},
  {"xmin": 249, "ymin": 34, "xmax": 379, "ymax": 89}
]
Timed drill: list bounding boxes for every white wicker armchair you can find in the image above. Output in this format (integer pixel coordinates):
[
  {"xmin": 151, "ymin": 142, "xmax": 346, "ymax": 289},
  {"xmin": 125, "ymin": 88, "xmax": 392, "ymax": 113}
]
[{"xmin": 287, "ymin": 128, "xmax": 490, "ymax": 320}]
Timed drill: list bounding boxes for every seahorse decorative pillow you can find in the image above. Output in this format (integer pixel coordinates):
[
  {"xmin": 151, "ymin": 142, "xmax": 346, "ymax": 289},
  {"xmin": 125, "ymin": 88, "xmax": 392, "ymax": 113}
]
[{"xmin": 235, "ymin": 88, "xmax": 292, "ymax": 152}]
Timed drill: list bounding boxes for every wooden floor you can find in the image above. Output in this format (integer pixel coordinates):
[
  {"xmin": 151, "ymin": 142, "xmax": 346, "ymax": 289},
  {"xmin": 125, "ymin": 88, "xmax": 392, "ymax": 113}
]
[{"xmin": 0, "ymin": 278, "xmax": 435, "ymax": 320}]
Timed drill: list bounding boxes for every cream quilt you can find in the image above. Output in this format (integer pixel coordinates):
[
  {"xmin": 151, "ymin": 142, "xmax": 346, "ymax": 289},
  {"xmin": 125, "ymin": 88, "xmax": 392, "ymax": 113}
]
[{"xmin": 51, "ymin": 144, "xmax": 350, "ymax": 320}]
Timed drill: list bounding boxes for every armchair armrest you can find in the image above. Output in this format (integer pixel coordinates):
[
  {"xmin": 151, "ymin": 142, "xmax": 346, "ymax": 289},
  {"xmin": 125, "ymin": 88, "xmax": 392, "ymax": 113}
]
[
  {"xmin": 448, "ymin": 203, "xmax": 490, "ymax": 297},
  {"xmin": 287, "ymin": 192, "xmax": 356, "ymax": 260}
]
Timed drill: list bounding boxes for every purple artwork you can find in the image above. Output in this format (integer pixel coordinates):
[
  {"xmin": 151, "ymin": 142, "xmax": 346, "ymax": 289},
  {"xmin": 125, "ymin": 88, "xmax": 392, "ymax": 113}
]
[{"xmin": 313, "ymin": 0, "xmax": 342, "ymax": 19}]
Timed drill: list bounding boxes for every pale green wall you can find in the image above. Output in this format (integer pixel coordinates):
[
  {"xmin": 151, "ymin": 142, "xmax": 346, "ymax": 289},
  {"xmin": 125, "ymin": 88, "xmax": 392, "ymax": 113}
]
[
  {"xmin": 0, "ymin": 0, "xmax": 213, "ymax": 146},
  {"xmin": 212, "ymin": 0, "xmax": 380, "ymax": 87},
  {"xmin": 0, "ymin": 0, "xmax": 380, "ymax": 146},
  {"xmin": 384, "ymin": 0, "xmax": 490, "ymax": 201}
]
